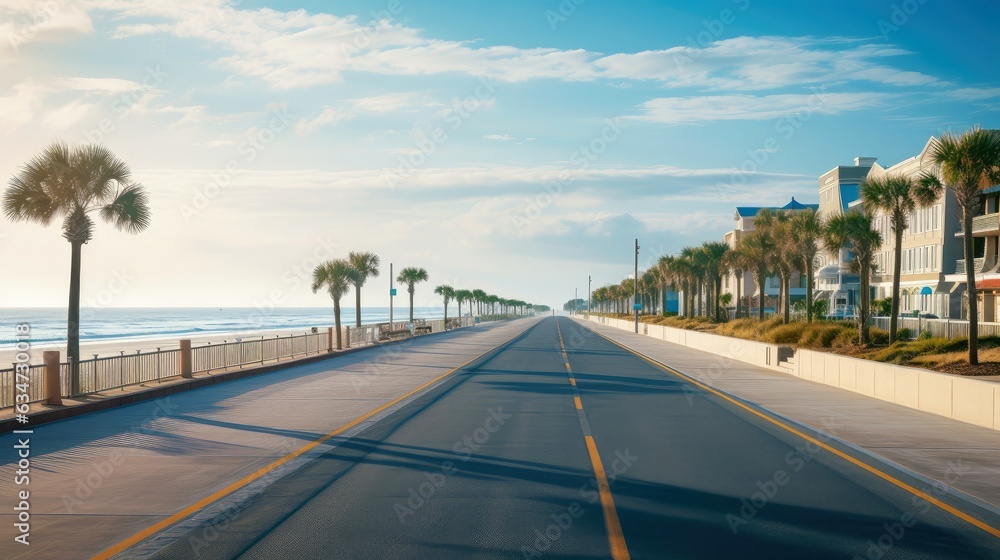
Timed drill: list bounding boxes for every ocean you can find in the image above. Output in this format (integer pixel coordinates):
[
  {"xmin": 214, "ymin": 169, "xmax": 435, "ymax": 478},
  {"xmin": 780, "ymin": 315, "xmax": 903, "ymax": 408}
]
[{"xmin": 0, "ymin": 307, "xmax": 447, "ymax": 349}]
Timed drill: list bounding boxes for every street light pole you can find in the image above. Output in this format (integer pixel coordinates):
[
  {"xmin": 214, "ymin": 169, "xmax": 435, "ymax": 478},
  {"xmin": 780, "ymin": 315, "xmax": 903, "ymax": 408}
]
[
  {"xmin": 634, "ymin": 238, "xmax": 639, "ymax": 333},
  {"xmin": 588, "ymin": 275, "xmax": 592, "ymax": 319},
  {"xmin": 389, "ymin": 262, "xmax": 394, "ymax": 326},
  {"xmin": 575, "ymin": 287, "xmax": 578, "ymax": 316}
]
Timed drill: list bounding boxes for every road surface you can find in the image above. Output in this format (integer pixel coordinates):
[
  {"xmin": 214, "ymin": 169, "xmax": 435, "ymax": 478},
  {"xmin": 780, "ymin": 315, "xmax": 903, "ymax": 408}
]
[{"xmin": 119, "ymin": 316, "xmax": 1000, "ymax": 559}]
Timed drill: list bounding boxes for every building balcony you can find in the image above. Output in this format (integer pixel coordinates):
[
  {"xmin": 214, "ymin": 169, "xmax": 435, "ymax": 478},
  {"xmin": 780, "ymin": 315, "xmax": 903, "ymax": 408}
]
[
  {"xmin": 955, "ymin": 212, "xmax": 1000, "ymax": 237},
  {"xmin": 955, "ymin": 258, "xmax": 987, "ymax": 275}
]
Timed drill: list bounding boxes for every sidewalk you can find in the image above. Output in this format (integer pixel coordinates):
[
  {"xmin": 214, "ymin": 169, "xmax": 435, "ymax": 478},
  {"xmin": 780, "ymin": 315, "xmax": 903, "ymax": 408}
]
[
  {"xmin": 0, "ymin": 318, "xmax": 540, "ymax": 560},
  {"xmin": 572, "ymin": 318, "xmax": 1000, "ymax": 510}
]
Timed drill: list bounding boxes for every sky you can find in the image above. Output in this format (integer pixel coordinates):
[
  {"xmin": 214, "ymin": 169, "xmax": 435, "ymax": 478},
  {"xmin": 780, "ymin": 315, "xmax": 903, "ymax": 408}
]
[{"xmin": 1, "ymin": 0, "xmax": 998, "ymax": 310}]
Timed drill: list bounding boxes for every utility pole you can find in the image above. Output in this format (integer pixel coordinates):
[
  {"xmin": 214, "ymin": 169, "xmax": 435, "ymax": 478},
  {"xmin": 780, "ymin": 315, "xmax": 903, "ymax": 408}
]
[
  {"xmin": 588, "ymin": 275, "xmax": 592, "ymax": 319},
  {"xmin": 634, "ymin": 239, "xmax": 640, "ymax": 333},
  {"xmin": 389, "ymin": 262, "xmax": 394, "ymax": 326},
  {"xmin": 575, "ymin": 287, "xmax": 578, "ymax": 316}
]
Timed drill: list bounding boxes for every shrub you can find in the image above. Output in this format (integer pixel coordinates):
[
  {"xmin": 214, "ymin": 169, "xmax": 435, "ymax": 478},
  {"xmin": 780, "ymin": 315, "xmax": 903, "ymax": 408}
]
[
  {"xmin": 764, "ymin": 323, "xmax": 807, "ymax": 344},
  {"xmin": 918, "ymin": 330, "xmax": 932, "ymax": 340},
  {"xmin": 896, "ymin": 328, "xmax": 913, "ymax": 340},
  {"xmin": 869, "ymin": 328, "xmax": 890, "ymax": 345}
]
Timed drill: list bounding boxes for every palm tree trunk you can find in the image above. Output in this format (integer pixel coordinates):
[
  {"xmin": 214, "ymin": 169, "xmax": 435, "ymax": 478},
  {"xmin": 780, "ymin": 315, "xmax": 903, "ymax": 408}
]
[
  {"xmin": 806, "ymin": 261, "xmax": 814, "ymax": 323},
  {"xmin": 860, "ymin": 263, "xmax": 871, "ymax": 346},
  {"xmin": 68, "ymin": 240, "xmax": 82, "ymax": 394},
  {"xmin": 443, "ymin": 298, "xmax": 449, "ymax": 328},
  {"xmin": 735, "ymin": 272, "xmax": 742, "ymax": 319},
  {"xmin": 409, "ymin": 288, "xmax": 415, "ymax": 323},
  {"xmin": 782, "ymin": 274, "xmax": 790, "ymax": 324},
  {"xmin": 334, "ymin": 299, "xmax": 343, "ymax": 350},
  {"xmin": 458, "ymin": 300, "xmax": 462, "ymax": 321},
  {"xmin": 890, "ymin": 230, "xmax": 903, "ymax": 342},
  {"xmin": 756, "ymin": 272, "xmax": 765, "ymax": 320},
  {"xmin": 715, "ymin": 277, "xmax": 723, "ymax": 321},
  {"xmin": 355, "ymin": 285, "xmax": 363, "ymax": 328},
  {"xmin": 964, "ymin": 211, "xmax": 979, "ymax": 364}
]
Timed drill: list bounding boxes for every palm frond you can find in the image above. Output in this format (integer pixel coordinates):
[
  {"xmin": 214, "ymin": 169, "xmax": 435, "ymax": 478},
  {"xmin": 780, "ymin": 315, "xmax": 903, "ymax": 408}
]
[{"xmin": 99, "ymin": 184, "xmax": 151, "ymax": 234}]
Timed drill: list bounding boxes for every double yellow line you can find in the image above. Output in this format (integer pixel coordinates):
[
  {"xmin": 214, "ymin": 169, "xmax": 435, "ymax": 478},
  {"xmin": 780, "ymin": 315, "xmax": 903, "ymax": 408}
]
[
  {"xmin": 585, "ymin": 322, "xmax": 1000, "ymax": 540},
  {"xmin": 557, "ymin": 321, "xmax": 631, "ymax": 560}
]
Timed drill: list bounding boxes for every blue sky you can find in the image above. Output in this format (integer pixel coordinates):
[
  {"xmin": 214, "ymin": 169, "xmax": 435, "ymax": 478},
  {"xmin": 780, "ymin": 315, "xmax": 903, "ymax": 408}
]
[{"xmin": 1, "ymin": 0, "xmax": 998, "ymax": 309}]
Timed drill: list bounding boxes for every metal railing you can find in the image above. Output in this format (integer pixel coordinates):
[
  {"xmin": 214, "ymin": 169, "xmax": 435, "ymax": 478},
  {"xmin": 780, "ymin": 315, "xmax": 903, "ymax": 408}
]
[
  {"xmin": 0, "ymin": 317, "xmax": 474, "ymax": 410},
  {"xmin": 1, "ymin": 331, "xmax": 327, "ymax": 408}
]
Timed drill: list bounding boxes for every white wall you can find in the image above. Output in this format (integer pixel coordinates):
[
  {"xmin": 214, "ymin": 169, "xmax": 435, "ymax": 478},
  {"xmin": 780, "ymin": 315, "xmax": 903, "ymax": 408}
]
[{"xmin": 584, "ymin": 316, "xmax": 999, "ymax": 431}]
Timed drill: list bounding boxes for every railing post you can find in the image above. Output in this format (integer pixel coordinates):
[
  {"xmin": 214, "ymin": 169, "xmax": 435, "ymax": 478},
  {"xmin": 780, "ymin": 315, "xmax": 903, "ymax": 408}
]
[
  {"xmin": 44, "ymin": 350, "xmax": 62, "ymax": 406},
  {"xmin": 180, "ymin": 339, "xmax": 193, "ymax": 378},
  {"xmin": 345, "ymin": 326, "xmax": 351, "ymax": 348}
]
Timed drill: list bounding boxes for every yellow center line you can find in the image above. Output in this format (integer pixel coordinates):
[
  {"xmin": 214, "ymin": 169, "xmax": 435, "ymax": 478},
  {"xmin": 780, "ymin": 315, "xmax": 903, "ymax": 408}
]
[
  {"xmin": 91, "ymin": 339, "xmax": 509, "ymax": 560},
  {"xmin": 587, "ymin": 324, "xmax": 1000, "ymax": 540},
  {"xmin": 557, "ymin": 320, "xmax": 631, "ymax": 560},
  {"xmin": 585, "ymin": 436, "xmax": 631, "ymax": 560}
]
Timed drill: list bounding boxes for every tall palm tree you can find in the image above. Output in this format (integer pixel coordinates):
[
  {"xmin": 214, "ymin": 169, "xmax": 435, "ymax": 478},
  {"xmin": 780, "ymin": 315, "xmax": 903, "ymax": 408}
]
[
  {"xmin": 860, "ymin": 175, "xmax": 938, "ymax": 342},
  {"xmin": 397, "ymin": 267, "xmax": 429, "ymax": 322},
  {"xmin": 670, "ymin": 256, "xmax": 694, "ymax": 317},
  {"xmin": 824, "ymin": 211, "xmax": 882, "ymax": 346},
  {"xmin": 455, "ymin": 289, "xmax": 473, "ymax": 321},
  {"xmin": 472, "ymin": 289, "xmax": 487, "ymax": 316},
  {"xmin": 312, "ymin": 259, "xmax": 353, "ymax": 350},
  {"xmin": 755, "ymin": 209, "xmax": 796, "ymax": 323},
  {"xmin": 723, "ymin": 245, "xmax": 748, "ymax": 319},
  {"xmin": 435, "ymin": 285, "xmax": 455, "ymax": 327},
  {"xmin": 3, "ymin": 142, "xmax": 151, "ymax": 393},
  {"xmin": 789, "ymin": 209, "xmax": 823, "ymax": 323},
  {"xmin": 347, "ymin": 251, "xmax": 380, "ymax": 328},
  {"xmin": 702, "ymin": 241, "xmax": 730, "ymax": 321},
  {"xmin": 918, "ymin": 128, "xmax": 1000, "ymax": 364},
  {"xmin": 738, "ymin": 231, "xmax": 773, "ymax": 320},
  {"xmin": 658, "ymin": 255, "xmax": 676, "ymax": 316}
]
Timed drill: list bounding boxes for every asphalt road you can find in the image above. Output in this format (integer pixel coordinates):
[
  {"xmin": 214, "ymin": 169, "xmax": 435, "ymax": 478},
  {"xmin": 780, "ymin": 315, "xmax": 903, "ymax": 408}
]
[{"xmin": 140, "ymin": 317, "xmax": 1000, "ymax": 559}]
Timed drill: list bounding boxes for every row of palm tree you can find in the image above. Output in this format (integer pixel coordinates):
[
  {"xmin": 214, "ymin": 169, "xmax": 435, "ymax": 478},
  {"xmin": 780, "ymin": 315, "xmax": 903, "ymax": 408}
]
[
  {"xmin": 593, "ymin": 128, "xmax": 1000, "ymax": 357},
  {"xmin": 433, "ymin": 287, "xmax": 538, "ymax": 326}
]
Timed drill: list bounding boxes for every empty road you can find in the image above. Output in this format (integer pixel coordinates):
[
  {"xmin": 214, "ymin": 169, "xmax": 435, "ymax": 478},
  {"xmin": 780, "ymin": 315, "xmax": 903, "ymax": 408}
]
[{"xmin": 105, "ymin": 316, "xmax": 1000, "ymax": 559}]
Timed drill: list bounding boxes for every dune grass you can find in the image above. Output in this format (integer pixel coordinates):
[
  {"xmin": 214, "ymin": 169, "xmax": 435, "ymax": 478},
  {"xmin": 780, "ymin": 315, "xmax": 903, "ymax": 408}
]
[{"xmin": 593, "ymin": 313, "xmax": 978, "ymax": 370}]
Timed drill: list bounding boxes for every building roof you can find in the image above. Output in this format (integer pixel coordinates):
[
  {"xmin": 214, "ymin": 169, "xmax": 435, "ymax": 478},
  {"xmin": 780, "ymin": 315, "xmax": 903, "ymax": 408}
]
[{"xmin": 735, "ymin": 197, "xmax": 818, "ymax": 218}]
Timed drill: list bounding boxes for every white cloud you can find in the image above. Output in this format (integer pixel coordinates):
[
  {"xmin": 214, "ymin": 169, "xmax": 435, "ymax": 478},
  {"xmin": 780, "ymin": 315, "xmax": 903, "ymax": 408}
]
[
  {"xmin": 633, "ymin": 92, "xmax": 893, "ymax": 124},
  {"xmin": 483, "ymin": 134, "xmax": 514, "ymax": 141},
  {"xmin": 0, "ymin": 0, "xmax": 93, "ymax": 56}
]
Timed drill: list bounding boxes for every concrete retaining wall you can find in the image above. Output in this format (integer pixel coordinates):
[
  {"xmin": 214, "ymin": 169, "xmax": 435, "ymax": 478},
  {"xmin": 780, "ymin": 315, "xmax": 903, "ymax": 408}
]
[{"xmin": 583, "ymin": 315, "xmax": 1000, "ymax": 431}]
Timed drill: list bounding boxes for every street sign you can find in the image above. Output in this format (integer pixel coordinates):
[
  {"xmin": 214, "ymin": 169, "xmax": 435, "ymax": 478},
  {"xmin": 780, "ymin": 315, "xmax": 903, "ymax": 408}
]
[
  {"xmin": 390, "ymin": 288, "xmax": 397, "ymax": 296},
  {"xmin": 633, "ymin": 303, "xmax": 642, "ymax": 311}
]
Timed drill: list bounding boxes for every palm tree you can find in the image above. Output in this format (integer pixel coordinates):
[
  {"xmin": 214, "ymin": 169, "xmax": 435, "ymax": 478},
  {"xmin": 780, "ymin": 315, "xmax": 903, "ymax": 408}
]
[
  {"xmin": 434, "ymin": 285, "xmax": 455, "ymax": 328},
  {"xmin": 860, "ymin": 175, "xmax": 938, "ymax": 342},
  {"xmin": 472, "ymin": 289, "xmax": 487, "ymax": 316},
  {"xmin": 455, "ymin": 289, "xmax": 473, "ymax": 321},
  {"xmin": 312, "ymin": 259, "xmax": 352, "ymax": 350},
  {"xmin": 657, "ymin": 255, "xmax": 676, "ymax": 315},
  {"xmin": 723, "ymin": 245, "xmax": 747, "ymax": 319},
  {"xmin": 702, "ymin": 241, "xmax": 730, "ymax": 321},
  {"xmin": 3, "ymin": 142, "xmax": 151, "ymax": 393},
  {"xmin": 918, "ymin": 128, "xmax": 1000, "ymax": 364},
  {"xmin": 397, "ymin": 267, "xmax": 429, "ymax": 322},
  {"xmin": 738, "ymin": 231, "xmax": 773, "ymax": 320},
  {"xmin": 347, "ymin": 251, "xmax": 380, "ymax": 328},
  {"xmin": 824, "ymin": 211, "xmax": 882, "ymax": 346},
  {"xmin": 755, "ymin": 209, "xmax": 796, "ymax": 323},
  {"xmin": 789, "ymin": 209, "xmax": 823, "ymax": 323}
]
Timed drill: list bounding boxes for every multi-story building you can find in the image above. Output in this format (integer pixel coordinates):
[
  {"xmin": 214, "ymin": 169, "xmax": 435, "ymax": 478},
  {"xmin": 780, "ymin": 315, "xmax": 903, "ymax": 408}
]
[
  {"xmin": 723, "ymin": 197, "xmax": 818, "ymax": 314},
  {"xmin": 868, "ymin": 138, "xmax": 964, "ymax": 319},
  {"xmin": 814, "ymin": 157, "xmax": 879, "ymax": 316}
]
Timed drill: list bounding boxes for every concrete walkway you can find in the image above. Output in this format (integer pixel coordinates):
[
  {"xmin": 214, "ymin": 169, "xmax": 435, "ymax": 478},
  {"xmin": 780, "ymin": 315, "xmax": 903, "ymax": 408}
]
[
  {"xmin": 0, "ymin": 318, "xmax": 541, "ymax": 560},
  {"xmin": 571, "ymin": 318, "xmax": 1000, "ymax": 511}
]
